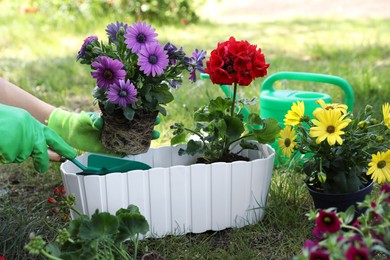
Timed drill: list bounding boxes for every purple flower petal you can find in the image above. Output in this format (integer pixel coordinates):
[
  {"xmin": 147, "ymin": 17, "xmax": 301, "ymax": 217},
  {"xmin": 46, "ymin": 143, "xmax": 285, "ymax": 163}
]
[
  {"xmin": 107, "ymin": 79, "xmax": 138, "ymax": 107},
  {"xmin": 91, "ymin": 56, "xmax": 126, "ymax": 90},
  {"xmin": 124, "ymin": 21, "xmax": 158, "ymax": 53}
]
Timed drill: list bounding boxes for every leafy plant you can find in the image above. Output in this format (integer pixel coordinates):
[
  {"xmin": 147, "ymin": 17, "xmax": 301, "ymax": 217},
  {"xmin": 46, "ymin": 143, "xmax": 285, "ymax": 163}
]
[
  {"xmin": 295, "ymin": 184, "xmax": 390, "ymax": 259},
  {"xmin": 77, "ymin": 21, "xmax": 206, "ymax": 121},
  {"xmin": 278, "ymin": 101, "xmax": 390, "ymax": 193},
  {"xmin": 171, "ymin": 36, "xmax": 280, "ymax": 163},
  {"xmin": 171, "ymin": 96, "xmax": 280, "ymax": 162},
  {"xmin": 25, "ymin": 190, "xmax": 149, "ymax": 260}
]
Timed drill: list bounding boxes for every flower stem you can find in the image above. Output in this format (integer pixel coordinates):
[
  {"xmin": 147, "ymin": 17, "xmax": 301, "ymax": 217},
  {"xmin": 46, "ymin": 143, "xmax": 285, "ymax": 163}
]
[{"xmin": 230, "ymin": 82, "xmax": 238, "ymax": 117}]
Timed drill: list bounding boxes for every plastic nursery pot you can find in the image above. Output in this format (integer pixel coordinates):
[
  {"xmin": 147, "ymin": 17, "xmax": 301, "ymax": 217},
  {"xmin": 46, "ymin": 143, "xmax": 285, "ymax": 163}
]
[{"xmin": 306, "ymin": 181, "xmax": 374, "ymax": 212}]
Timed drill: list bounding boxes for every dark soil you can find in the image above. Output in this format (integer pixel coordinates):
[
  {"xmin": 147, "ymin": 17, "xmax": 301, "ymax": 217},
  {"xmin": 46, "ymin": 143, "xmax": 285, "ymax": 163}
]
[{"xmin": 197, "ymin": 153, "xmax": 250, "ymax": 164}]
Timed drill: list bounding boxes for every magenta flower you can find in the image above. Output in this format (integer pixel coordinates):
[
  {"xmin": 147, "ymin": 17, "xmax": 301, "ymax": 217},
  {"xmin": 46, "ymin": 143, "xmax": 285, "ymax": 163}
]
[
  {"xmin": 91, "ymin": 56, "xmax": 126, "ymax": 90},
  {"xmin": 124, "ymin": 21, "xmax": 158, "ymax": 53},
  {"xmin": 138, "ymin": 43, "xmax": 169, "ymax": 77},
  {"xmin": 345, "ymin": 245, "xmax": 370, "ymax": 260},
  {"xmin": 309, "ymin": 249, "xmax": 330, "ymax": 260},
  {"xmin": 107, "ymin": 79, "xmax": 138, "ymax": 107},
  {"xmin": 77, "ymin": 35, "xmax": 98, "ymax": 60},
  {"xmin": 380, "ymin": 183, "xmax": 390, "ymax": 203},
  {"xmin": 314, "ymin": 210, "xmax": 342, "ymax": 234}
]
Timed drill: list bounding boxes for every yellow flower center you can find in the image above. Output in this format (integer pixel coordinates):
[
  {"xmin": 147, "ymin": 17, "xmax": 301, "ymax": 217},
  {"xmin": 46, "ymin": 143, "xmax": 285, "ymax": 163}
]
[
  {"xmin": 326, "ymin": 125, "xmax": 335, "ymax": 133},
  {"xmin": 284, "ymin": 138, "xmax": 291, "ymax": 147},
  {"xmin": 324, "ymin": 216, "xmax": 333, "ymax": 224},
  {"xmin": 377, "ymin": 160, "xmax": 386, "ymax": 169}
]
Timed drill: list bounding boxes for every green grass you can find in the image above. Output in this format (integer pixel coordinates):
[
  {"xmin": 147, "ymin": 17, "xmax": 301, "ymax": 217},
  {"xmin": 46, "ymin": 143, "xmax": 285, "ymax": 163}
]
[{"xmin": 1, "ymin": 2, "xmax": 390, "ymax": 259}]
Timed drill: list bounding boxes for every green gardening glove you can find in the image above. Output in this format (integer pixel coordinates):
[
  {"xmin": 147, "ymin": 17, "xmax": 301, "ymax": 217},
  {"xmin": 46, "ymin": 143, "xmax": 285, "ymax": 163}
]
[
  {"xmin": 0, "ymin": 104, "xmax": 77, "ymax": 173},
  {"xmin": 47, "ymin": 108, "xmax": 160, "ymax": 154}
]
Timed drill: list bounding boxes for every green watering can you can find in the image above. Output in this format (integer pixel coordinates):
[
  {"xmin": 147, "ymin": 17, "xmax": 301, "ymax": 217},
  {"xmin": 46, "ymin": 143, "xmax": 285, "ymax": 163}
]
[
  {"xmin": 200, "ymin": 72, "xmax": 354, "ymax": 125},
  {"xmin": 260, "ymin": 71, "xmax": 355, "ymax": 127}
]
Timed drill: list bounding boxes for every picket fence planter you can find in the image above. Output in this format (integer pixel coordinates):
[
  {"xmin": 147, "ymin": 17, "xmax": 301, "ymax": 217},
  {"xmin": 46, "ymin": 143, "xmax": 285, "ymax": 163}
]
[{"xmin": 60, "ymin": 142, "xmax": 275, "ymax": 238}]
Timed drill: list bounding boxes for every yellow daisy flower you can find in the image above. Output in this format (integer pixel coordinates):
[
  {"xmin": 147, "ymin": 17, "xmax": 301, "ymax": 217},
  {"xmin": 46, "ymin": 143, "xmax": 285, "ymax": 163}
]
[
  {"xmin": 367, "ymin": 150, "xmax": 390, "ymax": 184},
  {"xmin": 278, "ymin": 125, "xmax": 297, "ymax": 158},
  {"xmin": 309, "ymin": 109, "xmax": 351, "ymax": 146},
  {"xmin": 284, "ymin": 101, "xmax": 305, "ymax": 126},
  {"xmin": 313, "ymin": 99, "xmax": 348, "ymax": 117},
  {"xmin": 382, "ymin": 102, "xmax": 390, "ymax": 129}
]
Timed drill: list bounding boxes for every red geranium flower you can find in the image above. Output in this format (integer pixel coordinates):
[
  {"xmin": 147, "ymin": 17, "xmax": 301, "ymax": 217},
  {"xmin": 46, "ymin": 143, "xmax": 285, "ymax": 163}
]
[
  {"xmin": 314, "ymin": 210, "xmax": 342, "ymax": 234},
  {"xmin": 205, "ymin": 36, "xmax": 269, "ymax": 86}
]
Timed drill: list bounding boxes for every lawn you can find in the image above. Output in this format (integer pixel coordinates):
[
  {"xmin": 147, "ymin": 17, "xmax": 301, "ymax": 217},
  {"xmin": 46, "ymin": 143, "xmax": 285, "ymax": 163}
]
[{"xmin": 1, "ymin": 1, "xmax": 390, "ymax": 259}]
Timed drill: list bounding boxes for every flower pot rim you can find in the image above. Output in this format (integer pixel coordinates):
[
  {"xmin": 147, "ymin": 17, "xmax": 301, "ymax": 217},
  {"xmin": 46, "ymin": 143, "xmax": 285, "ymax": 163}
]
[{"xmin": 306, "ymin": 180, "xmax": 374, "ymax": 196}]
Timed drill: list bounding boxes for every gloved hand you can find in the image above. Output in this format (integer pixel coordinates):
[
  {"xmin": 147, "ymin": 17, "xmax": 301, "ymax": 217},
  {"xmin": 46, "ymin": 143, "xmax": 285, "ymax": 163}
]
[
  {"xmin": 0, "ymin": 104, "xmax": 77, "ymax": 173},
  {"xmin": 47, "ymin": 108, "xmax": 160, "ymax": 154}
]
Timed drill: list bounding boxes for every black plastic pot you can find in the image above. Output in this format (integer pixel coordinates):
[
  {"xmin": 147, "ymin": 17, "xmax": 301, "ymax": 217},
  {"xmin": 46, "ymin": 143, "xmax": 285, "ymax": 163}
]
[{"xmin": 306, "ymin": 181, "xmax": 374, "ymax": 212}]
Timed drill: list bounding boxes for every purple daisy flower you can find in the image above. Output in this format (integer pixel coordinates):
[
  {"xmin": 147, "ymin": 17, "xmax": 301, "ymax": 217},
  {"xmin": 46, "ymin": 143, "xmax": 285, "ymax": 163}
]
[
  {"xmin": 105, "ymin": 21, "xmax": 128, "ymax": 43},
  {"xmin": 124, "ymin": 21, "xmax": 158, "ymax": 53},
  {"xmin": 164, "ymin": 42, "xmax": 186, "ymax": 65},
  {"xmin": 186, "ymin": 49, "xmax": 206, "ymax": 82},
  {"xmin": 137, "ymin": 43, "xmax": 169, "ymax": 77},
  {"xmin": 91, "ymin": 56, "xmax": 126, "ymax": 90},
  {"xmin": 77, "ymin": 35, "xmax": 98, "ymax": 60},
  {"xmin": 107, "ymin": 79, "xmax": 138, "ymax": 107}
]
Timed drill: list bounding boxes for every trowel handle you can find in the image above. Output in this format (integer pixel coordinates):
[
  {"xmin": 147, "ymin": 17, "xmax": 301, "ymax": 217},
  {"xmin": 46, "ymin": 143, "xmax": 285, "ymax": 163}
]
[{"xmin": 261, "ymin": 71, "xmax": 355, "ymax": 111}]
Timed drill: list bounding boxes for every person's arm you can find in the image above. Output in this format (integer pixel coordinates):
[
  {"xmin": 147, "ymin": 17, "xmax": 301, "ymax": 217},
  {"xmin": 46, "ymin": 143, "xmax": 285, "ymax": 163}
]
[{"xmin": 0, "ymin": 77, "xmax": 55, "ymax": 124}]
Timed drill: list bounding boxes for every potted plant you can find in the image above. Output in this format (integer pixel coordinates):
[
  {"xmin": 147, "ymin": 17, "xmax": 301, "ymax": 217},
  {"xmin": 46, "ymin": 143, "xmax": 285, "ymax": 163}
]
[
  {"xmin": 171, "ymin": 36, "xmax": 281, "ymax": 163},
  {"xmin": 61, "ymin": 36, "xmax": 280, "ymax": 238},
  {"xmin": 77, "ymin": 21, "xmax": 206, "ymax": 154},
  {"xmin": 278, "ymin": 100, "xmax": 390, "ymax": 211},
  {"xmin": 296, "ymin": 183, "xmax": 390, "ymax": 259}
]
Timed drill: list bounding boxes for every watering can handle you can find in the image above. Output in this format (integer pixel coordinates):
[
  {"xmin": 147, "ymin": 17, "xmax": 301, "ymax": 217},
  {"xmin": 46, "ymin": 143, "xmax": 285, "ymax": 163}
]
[{"xmin": 261, "ymin": 71, "xmax": 355, "ymax": 111}]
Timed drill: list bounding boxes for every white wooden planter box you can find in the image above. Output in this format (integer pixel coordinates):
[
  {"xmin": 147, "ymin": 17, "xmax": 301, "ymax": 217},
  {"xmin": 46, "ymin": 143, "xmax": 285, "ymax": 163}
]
[{"xmin": 61, "ymin": 142, "xmax": 275, "ymax": 238}]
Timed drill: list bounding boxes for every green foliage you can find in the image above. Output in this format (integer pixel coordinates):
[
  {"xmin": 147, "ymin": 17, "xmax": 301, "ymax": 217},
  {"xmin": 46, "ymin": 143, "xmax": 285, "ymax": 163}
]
[
  {"xmin": 24, "ymin": 204, "xmax": 149, "ymax": 260},
  {"xmin": 296, "ymin": 185, "xmax": 390, "ymax": 259},
  {"xmin": 289, "ymin": 103, "xmax": 390, "ymax": 193},
  {"xmin": 29, "ymin": 0, "xmax": 203, "ymax": 26},
  {"xmin": 171, "ymin": 96, "xmax": 280, "ymax": 163}
]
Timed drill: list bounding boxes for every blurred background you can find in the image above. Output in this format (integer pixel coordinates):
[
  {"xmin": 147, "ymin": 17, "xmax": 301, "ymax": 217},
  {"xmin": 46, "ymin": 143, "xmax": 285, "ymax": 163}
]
[{"xmin": 1, "ymin": 1, "xmax": 390, "ymax": 258}]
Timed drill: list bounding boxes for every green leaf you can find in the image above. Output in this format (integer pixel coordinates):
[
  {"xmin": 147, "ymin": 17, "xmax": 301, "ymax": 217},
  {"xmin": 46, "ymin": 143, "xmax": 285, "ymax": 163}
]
[
  {"xmin": 251, "ymin": 118, "xmax": 281, "ymax": 143},
  {"xmin": 171, "ymin": 132, "xmax": 187, "ymax": 145},
  {"xmin": 150, "ymin": 85, "xmax": 174, "ymax": 104},
  {"xmin": 208, "ymin": 97, "xmax": 231, "ymax": 113},
  {"xmin": 123, "ymin": 106, "xmax": 135, "ymax": 121},
  {"xmin": 116, "ymin": 204, "xmax": 141, "ymax": 216},
  {"xmin": 155, "ymin": 104, "xmax": 167, "ymax": 116},
  {"xmin": 343, "ymin": 205, "xmax": 356, "ymax": 225},
  {"xmin": 224, "ymin": 116, "xmax": 245, "ymax": 139},
  {"xmin": 79, "ymin": 211, "xmax": 119, "ymax": 240},
  {"xmin": 115, "ymin": 213, "xmax": 149, "ymax": 243},
  {"xmin": 180, "ymin": 139, "xmax": 203, "ymax": 156}
]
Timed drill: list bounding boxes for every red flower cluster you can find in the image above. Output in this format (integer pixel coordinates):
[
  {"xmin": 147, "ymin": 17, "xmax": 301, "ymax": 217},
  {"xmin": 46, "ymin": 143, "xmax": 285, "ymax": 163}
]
[
  {"xmin": 205, "ymin": 36, "xmax": 269, "ymax": 86},
  {"xmin": 47, "ymin": 186, "xmax": 67, "ymax": 214}
]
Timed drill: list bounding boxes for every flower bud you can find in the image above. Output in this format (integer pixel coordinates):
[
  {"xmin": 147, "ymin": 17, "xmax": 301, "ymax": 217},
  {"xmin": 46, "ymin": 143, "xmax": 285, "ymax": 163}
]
[
  {"xmin": 53, "ymin": 188, "xmax": 60, "ymax": 194},
  {"xmin": 318, "ymin": 171, "xmax": 326, "ymax": 183},
  {"xmin": 364, "ymin": 104, "xmax": 373, "ymax": 114},
  {"xmin": 47, "ymin": 197, "xmax": 57, "ymax": 204},
  {"xmin": 370, "ymin": 118, "xmax": 377, "ymax": 124},
  {"xmin": 358, "ymin": 121, "xmax": 368, "ymax": 129},
  {"xmin": 376, "ymin": 136, "xmax": 384, "ymax": 142}
]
